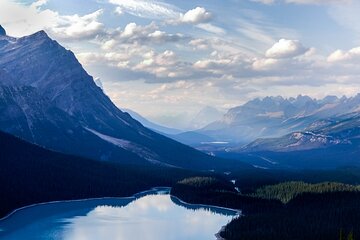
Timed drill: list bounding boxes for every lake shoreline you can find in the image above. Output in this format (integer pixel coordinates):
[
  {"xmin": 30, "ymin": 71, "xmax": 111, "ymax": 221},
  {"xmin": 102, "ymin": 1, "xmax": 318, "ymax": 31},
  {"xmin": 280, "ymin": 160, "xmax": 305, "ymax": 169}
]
[
  {"xmin": 0, "ymin": 186, "xmax": 170, "ymax": 222},
  {"xmin": 0, "ymin": 186, "xmax": 240, "ymax": 222},
  {"xmin": 0, "ymin": 186, "xmax": 238, "ymax": 240}
]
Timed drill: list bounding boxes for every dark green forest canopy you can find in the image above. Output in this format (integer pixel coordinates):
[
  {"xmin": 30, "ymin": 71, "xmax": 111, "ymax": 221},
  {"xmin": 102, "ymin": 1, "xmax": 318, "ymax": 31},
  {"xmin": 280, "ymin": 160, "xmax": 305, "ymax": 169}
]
[
  {"xmin": 171, "ymin": 177, "xmax": 360, "ymax": 240},
  {"xmin": 251, "ymin": 181, "xmax": 360, "ymax": 203}
]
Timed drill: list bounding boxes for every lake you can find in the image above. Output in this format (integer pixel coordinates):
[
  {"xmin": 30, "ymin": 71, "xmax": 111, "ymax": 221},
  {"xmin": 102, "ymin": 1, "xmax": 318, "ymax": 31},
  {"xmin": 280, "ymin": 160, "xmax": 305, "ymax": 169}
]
[{"xmin": 0, "ymin": 188, "xmax": 238, "ymax": 240}]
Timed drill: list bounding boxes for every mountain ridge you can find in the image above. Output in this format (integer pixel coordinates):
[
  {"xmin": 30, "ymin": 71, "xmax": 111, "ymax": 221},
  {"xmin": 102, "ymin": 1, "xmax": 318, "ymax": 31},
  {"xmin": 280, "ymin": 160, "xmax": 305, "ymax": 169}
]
[{"xmin": 198, "ymin": 94, "xmax": 360, "ymax": 144}]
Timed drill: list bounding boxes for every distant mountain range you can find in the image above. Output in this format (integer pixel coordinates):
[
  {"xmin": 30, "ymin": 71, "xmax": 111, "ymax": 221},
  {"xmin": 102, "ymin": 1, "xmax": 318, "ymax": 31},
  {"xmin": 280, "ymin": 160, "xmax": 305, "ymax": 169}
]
[
  {"xmin": 0, "ymin": 27, "xmax": 249, "ymax": 171},
  {"xmin": 235, "ymin": 111, "xmax": 360, "ymax": 152},
  {"xmin": 204, "ymin": 96, "xmax": 360, "ymax": 169},
  {"xmin": 123, "ymin": 91, "xmax": 360, "ymax": 170},
  {"xmin": 199, "ymin": 94, "xmax": 360, "ymax": 144}
]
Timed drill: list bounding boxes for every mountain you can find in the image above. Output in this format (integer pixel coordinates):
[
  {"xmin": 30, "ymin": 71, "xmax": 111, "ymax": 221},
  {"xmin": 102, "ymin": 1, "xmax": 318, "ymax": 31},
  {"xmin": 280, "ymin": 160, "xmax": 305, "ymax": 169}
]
[
  {"xmin": 0, "ymin": 129, "xmax": 201, "ymax": 219},
  {"xmin": 123, "ymin": 108, "xmax": 182, "ymax": 135},
  {"xmin": 123, "ymin": 108, "xmax": 217, "ymax": 146},
  {"xmin": 200, "ymin": 95, "xmax": 360, "ymax": 144},
  {"xmin": 122, "ymin": 108, "xmax": 217, "ymax": 147},
  {"xmin": 239, "ymin": 112, "xmax": 360, "ymax": 153},
  {"xmin": 0, "ymin": 25, "xmax": 5, "ymax": 36},
  {"xmin": 218, "ymin": 112, "xmax": 360, "ymax": 169},
  {"xmin": 0, "ymin": 27, "xmax": 246, "ymax": 171},
  {"xmin": 188, "ymin": 106, "xmax": 224, "ymax": 130}
]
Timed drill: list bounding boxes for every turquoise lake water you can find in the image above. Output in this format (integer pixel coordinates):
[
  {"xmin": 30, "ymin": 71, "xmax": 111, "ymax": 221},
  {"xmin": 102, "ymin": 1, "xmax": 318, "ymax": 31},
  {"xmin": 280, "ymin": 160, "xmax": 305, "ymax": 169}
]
[{"xmin": 0, "ymin": 188, "xmax": 238, "ymax": 240}]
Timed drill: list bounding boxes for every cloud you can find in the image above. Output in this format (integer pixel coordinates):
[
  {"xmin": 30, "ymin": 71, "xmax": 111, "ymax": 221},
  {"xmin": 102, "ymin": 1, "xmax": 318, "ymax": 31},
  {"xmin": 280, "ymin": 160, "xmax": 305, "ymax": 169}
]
[
  {"xmin": 265, "ymin": 39, "xmax": 308, "ymax": 58},
  {"xmin": 148, "ymin": 30, "xmax": 186, "ymax": 42},
  {"xmin": 149, "ymin": 81, "xmax": 194, "ymax": 95},
  {"xmin": 78, "ymin": 42, "xmax": 149, "ymax": 67},
  {"xmin": 102, "ymin": 22, "xmax": 188, "ymax": 46},
  {"xmin": 114, "ymin": 6, "xmax": 123, "ymax": 15},
  {"xmin": 123, "ymin": 22, "xmax": 154, "ymax": 37},
  {"xmin": 233, "ymin": 9, "xmax": 300, "ymax": 53},
  {"xmin": 0, "ymin": 0, "xmax": 105, "ymax": 40},
  {"xmin": 251, "ymin": 0, "xmax": 275, "ymax": 4},
  {"xmin": 328, "ymin": 2, "xmax": 360, "ymax": 38},
  {"xmin": 0, "ymin": 0, "xmax": 56, "ymax": 37},
  {"xmin": 197, "ymin": 23, "xmax": 226, "ymax": 35},
  {"xmin": 108, "ymin": 0, "xmax": 179, "ymax": 19},
  {"xmin": 327, "ymin": 47, "xmax": 360, "ymax": 63},
  {"xmin": 50, "ymin": 10, "xmax": 105, "ymax": 40},
  {"xmin": 133, "ymin": 50, "xmax": 192, "ymax": 79},
  {"xmin": 109, "ymin": 1, "xmax": 212, "ymax": 24},
  {"xmin": 252, "ymin": 58, "xmax": 279, "ymax": 71},
  {"xmin": 190, "ymin": 38, "xmax": 321, "ymax": 82},
  {"xmin": 285, "ymin": 0, "xmax": 350, "ymax": 5},
  {"xmin": 31, "ymin": 0, "xmax": 48, "ymax": 8},
  {"xmin": 165, "ymin": 7, "xmax": 225, "ymax": 34},
  {"xmin": 109, "ymin": 1, "xmax": 222, "ymax": 35},
  {"xmin": 252, "ymin": 0, "xmax": 350, "ymax": 5},
  {"xmin": 189, "ymin": 39, "xmax": 210, "ymax": 50},
  {"xmin": 178, "ymin": 7, "xmax": 213, "ymax": 24}
]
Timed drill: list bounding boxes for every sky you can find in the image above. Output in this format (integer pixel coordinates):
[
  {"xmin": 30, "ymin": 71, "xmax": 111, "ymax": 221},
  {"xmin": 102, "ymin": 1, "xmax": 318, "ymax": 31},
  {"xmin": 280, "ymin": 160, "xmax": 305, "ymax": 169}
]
[{"xmin": 1, "ymin": 0, "xmax": 360, "ymax": 128}]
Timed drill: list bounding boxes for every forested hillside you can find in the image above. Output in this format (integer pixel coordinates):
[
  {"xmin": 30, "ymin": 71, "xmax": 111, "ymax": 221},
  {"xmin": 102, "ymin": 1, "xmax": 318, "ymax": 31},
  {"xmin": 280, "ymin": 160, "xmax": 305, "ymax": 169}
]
[
  {"xmin": 0, "ymin": 131, "xmax": 200, "ymax": 218},
  {"xmin": 171, "ymin": 177, "xmax": 360, "ymax": 240}
]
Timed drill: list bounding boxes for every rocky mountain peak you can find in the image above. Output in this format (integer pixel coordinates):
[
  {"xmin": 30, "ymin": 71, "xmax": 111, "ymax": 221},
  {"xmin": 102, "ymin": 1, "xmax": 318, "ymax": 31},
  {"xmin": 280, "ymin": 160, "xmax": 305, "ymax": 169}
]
[
  {"xmin": 28, "ymin": 30, "xmax": 49, "ymax": 39},
  {"xmin": 0, "ymin": 25, "xmax": 6, "ymax": 36}
]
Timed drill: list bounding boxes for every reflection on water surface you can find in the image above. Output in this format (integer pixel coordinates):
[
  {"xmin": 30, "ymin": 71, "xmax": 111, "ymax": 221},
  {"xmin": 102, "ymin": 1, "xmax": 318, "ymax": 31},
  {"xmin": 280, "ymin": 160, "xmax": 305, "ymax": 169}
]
[{"xmin": 0, "ymin": 189, "xmax": 237, "ymax": 240}]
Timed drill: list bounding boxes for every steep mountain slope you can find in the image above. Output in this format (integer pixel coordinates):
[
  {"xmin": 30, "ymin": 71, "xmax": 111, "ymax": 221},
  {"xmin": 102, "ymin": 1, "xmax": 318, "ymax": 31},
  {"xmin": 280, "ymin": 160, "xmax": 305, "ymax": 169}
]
[
  {"xmin": 200, "ymin": 95, "xmax": 360, "ymax": 144},
  {"xmin": 123, "ymin": 108, "xmax": 182, "ymax": 135},
  {"xmin": 0, "ymin": 25, "xmax": 5, "ymax": 36},
  {"xmin": 0, "ymin": 130, "xmax": 200, "ymax": 219},
  {"xmin": 0, "ymin": 27, "xmax": 243, "ymax": 170}
]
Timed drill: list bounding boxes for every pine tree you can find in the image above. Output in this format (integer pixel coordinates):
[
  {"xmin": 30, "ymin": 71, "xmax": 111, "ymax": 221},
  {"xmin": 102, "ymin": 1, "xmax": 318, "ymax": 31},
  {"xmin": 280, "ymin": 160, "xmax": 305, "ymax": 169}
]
[{"xmin": 347, "ymin": 231, "xmax": 354, "ymax": 240}]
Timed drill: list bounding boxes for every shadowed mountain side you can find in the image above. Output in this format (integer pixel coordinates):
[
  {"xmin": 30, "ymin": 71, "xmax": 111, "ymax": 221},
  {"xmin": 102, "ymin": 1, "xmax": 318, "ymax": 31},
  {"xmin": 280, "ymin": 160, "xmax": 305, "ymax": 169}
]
[{"xmin": 0, "ymin": 130, "xmax": 208, "ymax": 219}]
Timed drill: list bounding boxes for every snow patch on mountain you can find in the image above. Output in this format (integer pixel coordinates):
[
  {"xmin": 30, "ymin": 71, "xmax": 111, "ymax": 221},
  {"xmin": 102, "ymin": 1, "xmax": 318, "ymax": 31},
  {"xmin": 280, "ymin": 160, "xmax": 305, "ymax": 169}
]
[
  {"xmin": 85, "ymin": 127, "xmax": 169, "ymax": 166},
  {"xmin": 257, "ymin": 111, "xmax": 284, "ymax": 118}
]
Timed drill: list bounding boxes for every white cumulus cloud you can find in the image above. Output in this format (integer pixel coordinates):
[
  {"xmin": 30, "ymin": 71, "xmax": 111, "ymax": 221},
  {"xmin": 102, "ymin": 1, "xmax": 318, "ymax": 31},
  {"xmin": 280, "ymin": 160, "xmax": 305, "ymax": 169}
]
[
  {"xmin": 178, "ymin": 7, "xmax": 213, "ymax": 24},
  {"xmin": 266, "ymin": 39, "xmax": 308, "ymax": 58},
  {"xmin": 328, "ymin": 47, "xmax": 360, "ymax": 63},
  {"xmin": 0, "ymin": 0, "xmax": 105, "ymax": 40},
  {"xmin": 51, "ymin": 10, "xmax": 105, "ymax": 40},
  {"xmin": 107, "ymin": 22, "xmax": 187, "ymax": 46}
]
